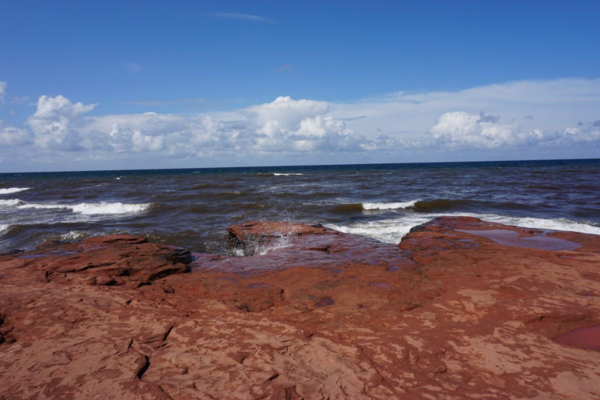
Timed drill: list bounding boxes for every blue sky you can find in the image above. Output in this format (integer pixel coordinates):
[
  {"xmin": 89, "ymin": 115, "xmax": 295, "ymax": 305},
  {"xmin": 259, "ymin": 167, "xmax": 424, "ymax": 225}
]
[{"xmin": 1, "ymin": 0, "xmax": 600, "ymax": 172}]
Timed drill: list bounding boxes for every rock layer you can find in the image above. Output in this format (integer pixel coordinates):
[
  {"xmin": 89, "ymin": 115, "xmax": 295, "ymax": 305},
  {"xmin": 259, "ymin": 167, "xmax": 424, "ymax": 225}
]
[{"xmin": 1, "ymin": 217, "xmax": 600, "ymax": 399}]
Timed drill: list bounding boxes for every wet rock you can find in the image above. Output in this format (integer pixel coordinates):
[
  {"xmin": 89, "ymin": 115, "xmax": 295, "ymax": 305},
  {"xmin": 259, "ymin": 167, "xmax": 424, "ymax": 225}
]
[{"xmin": 1, "ymin": 218, "xmax": 600, "ymax": 399}]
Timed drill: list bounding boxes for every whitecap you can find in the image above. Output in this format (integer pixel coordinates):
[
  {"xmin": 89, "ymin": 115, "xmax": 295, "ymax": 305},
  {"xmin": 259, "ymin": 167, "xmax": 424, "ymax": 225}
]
[
  {"xmin": 326, "ymin": 213, "xmax": 600, "ymax": 245},
  {"xmin": 17, "ymin": 201, "xmax": 152, "ymax": 215},
  {"xmin": 0, "ymin": 199, "xmax": 22, "ymax": 207},
  {"xmin": 273, "ymin": 173, "xmax": 303, "ymax": 176},
  {"xmin": 362, "ymin": 200, "xmax": 419, "ymax": 210},
  {"xmin": 70, "ymin": 202, "xmax": 152, "ymax": 215},
  {"xmin": 0, "ymin": 187, "xmax": 30, "ymax": 195},
  {"xmin": 17, "ymin": 203, "xmax": 71, "ymax": 210},
  {"xmin": 327, "ymin": 220, "xmax": 416, "ymax": 245},
  {"xmin": 0, "ymin": 224, "xmax": 10, "ymax": 236}
]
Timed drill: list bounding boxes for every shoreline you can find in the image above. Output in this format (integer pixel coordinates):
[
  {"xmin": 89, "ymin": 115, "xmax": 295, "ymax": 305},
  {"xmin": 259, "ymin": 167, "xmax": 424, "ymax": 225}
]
[{"xmin": 1, "ymin": 216, "xmax": 600, "ymax": 398}]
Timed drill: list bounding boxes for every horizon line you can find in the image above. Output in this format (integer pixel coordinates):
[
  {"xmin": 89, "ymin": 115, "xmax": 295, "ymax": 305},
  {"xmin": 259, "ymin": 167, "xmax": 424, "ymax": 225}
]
[{"xmin": 1, "ymin": 156, "xmax": 598, "ymax": 175}]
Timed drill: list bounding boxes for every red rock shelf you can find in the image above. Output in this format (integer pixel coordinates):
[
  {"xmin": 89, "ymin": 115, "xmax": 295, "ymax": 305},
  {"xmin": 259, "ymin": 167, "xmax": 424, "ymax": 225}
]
[{"xmin": 1, "ymin": 216, "xmax": 600, "ymax": 399}]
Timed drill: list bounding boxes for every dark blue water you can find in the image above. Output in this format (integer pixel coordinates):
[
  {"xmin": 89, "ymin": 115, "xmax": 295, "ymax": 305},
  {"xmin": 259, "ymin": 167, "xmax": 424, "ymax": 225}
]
[{"xmin": 1, "ymin": 159, "xmax": 599, "ymax": 253}]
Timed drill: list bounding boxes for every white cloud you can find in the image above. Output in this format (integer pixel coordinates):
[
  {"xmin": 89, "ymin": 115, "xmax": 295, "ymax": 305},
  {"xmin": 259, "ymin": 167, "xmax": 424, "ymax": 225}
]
[
  {"xmin": 8, "ymin": 95, "xmax": 29, "ymax": 104},
  {"xmin": 0, "ymin": 81, "xmax": 6, "ymax": 104},
  {"xmin": 27, "ymin": 95, "xmax": 96, "ymax": 151},
  {"xmin": 0, "ymin": 120, "xmax": 31, "ymax": 146},
  {"xmin": 0, "ymin": 82, "xmax": 30, "ymax": 105},
  {"xmin": 243, "ymin": 96, "xmax": 330, "ymax": 129},
  {"xmin": 332, "ymin": 78, "xmax": 600, "ymax": 139},
  {"xmin": 430, "ymin": 111, "xmax": 520, "ymax": 148},
  {"xmin": 428, "ymin": 110, "xmax": 600, "ymax": 150},
  {"xmin": 1, "ymin": 78, "xmax": 600, "ymax": 170},
  {"xmin": 208, "ymin": 12, "xmax": 272, "ymax": 23},
  {"xmin": 132, "ymin": 130, "xmax": 164, "ymax": 152},
  {"xmin": 561, "ymin": 124, "xmax": 600, "ymax": 143}
]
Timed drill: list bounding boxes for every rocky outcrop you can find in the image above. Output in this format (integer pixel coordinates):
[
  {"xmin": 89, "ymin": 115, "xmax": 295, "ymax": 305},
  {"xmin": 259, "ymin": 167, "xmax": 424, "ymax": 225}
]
[{"xmin": 1, "ymin": 217, "xmax": 600, "ymax": 399}]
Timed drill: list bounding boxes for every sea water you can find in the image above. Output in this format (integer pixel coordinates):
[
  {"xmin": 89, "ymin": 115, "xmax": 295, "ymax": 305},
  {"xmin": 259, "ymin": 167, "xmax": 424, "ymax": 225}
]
[{"xmin": 1, "ymin": 159, "xmax": 599, "ymax": 254}]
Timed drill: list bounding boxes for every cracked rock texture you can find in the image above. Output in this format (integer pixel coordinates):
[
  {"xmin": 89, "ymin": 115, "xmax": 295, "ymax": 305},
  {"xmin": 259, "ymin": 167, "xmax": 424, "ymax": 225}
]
[{"xmin": 1, "ymin": 217, "xmax": 600, "ymax": 399}]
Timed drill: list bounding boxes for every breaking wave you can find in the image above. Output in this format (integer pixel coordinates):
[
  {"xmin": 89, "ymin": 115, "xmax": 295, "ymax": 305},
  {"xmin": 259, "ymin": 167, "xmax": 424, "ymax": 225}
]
[
  {"xmin": 4, "ymin": 200, "xmax": 152, "ymax": 215},
  {"xmin": 0, "ymin": 224, "xmax": 10, "ymax": 236},
  {"xmin": 257, "ymin": 172, "xmax": 304, "ymax": 177},
  {"xmin": 363, "ymin": 200, "xmax": 419, "ymax": 210},
  {"xmin": 331, "ymin": 200, "xmax": 419, "ymax": 213},
  {"xmin": 326, "ymin": 213, "xmax": 600, "ymax": 245},
  {"xmin": 0, "ymin": 187, "xmax": 30, "ymax": 195},
  {"xmin": 333, "ymin": 199, "xmax": 536, "ymax": 214},
  {"xmin": 0, "ymin": 199, "xmax": 23, "ymax": 207}
]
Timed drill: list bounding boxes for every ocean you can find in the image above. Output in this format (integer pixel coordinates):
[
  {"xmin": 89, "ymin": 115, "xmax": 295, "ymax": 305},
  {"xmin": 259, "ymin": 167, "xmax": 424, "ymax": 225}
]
[{"xmin": 1, "ymin": 159, "xmax": 599, "ymax": 254}]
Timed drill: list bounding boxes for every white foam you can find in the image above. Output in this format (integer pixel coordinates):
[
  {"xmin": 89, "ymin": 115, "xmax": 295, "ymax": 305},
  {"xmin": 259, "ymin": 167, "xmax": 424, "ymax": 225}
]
[
  {"xmin": 17, "ymin": 201, "xmax": 152, "ymax": 215},
  {"xmin": 273, "ymin": 173, "xmax": 303, "ymax": 176},
  {"xmin": 0, "ymin": 199, "xmax": 22, "ymax": 207},
  {"xmin": 255, "ymin": 240, "xmax": 291, "ymax": 255},
  {"xmin": 18, "ymin": 203, "xmax": 70, "ymax": 210},
  {"xmin": 0, "ymin": 224, "xmax": 10, "ymax": 235},
  {"xmin": 70, "ymin": 202, "xmax": 151, "ymax": 215},
  {"xmin": 479, "ymin": 215, "xmax": 600, "ymax": 236},
  {"xmin": 59, "ymin": 231, "xmax": 87, "ymax": 240},
  {"xmin": 327, "ymin": 220, "xmax": 416, "ymax": 245},
  {"xmin": 0, "ymin": 187, "xmax": 30, "ymax": 195},
  {"xmin": 362, "ymin": 200, "xmax": 419, "ymax": 210},
  {"xmin": 326, "ymin": 213, "xmax": 600, "ymax": 245},
  {"xmin": 241, "ymin": 232, "xmax": 294, "ymax": 256}
]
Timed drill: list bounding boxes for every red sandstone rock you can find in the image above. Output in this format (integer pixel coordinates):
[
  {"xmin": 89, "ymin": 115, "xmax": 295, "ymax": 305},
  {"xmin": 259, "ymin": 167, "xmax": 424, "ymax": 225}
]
[{"xmin": 1, "ymin": 217, "xmax": 600, "ymax": 399}]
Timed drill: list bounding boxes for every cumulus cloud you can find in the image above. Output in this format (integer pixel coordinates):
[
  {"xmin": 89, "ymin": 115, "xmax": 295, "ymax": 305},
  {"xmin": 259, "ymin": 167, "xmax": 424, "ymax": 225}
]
[
  {"xmin": 430, "ymin": 111, "xmax": 519, "ymax": 148},
  {"xmin": 17, "ymin": 95, "xmax": 374, "ymax": 157},
  {"xmin": 26, "ymin": 95, "xmax": 96, "ymax": 151},
  {"xmin": 243, "ymin": 96, "xmax": 330, "ymax": 129},
  {"xmin": 2, "ymin": 78, "xmax": 600, "ymax": 169},
  {"xmin": 107, "ymin": 124, "xmax": 165, "ymax": 152},
  {"xmin": 0, "ymin": 120, "xmax": 31, "ymax": 146},
  {"xmin": 332, "ymin": 78, "xmax": 600, "ymax": 141},
  {"xmin": 429, "ymin": 110, "xmax": 600, "ymax": 149},
  {"xmin": 561, "ymin": 124, "xmax": 600, "ymax": 143}
]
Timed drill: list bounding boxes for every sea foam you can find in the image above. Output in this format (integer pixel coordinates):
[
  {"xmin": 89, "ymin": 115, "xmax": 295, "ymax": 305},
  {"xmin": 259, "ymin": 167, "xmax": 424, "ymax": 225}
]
[
  {"xmin": 362, "ymin": 200, "xmax": 418, "ymax": 210},
  {"xmin": 70, "ymin": 202, "xmax": 152, "ymax": 215},
  {"xmin": 0, "ymin": 224, "xmax": 10, "ymax": 236},
  {"xmin": 327, "ymin": 213, "xmax": 600, "ymax": 245},
  {"xmin": 0, "ymin": 199, "xmax": 23, "ymax": 207},
  {"xmin": 15, "ymin": 201, "xmax": 152, "ymax": 215},
  {"xmin": 0, "ymin": 187, "xmax": 30, "ymax": 195}
]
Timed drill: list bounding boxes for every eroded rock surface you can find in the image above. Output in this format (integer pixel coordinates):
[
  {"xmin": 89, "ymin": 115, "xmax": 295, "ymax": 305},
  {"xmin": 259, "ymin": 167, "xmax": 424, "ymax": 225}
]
[{"xmin": 1, "ymin": 217, "xmax": 600, "ymax": 399}]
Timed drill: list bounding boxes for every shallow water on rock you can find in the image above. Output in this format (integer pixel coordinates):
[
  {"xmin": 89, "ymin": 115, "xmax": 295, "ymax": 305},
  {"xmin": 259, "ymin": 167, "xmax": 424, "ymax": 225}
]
[
  {"xmin": 554, "ymin": 324, "xmax": 600, "ymax": 351},
  {"xmin": 457, "ymin": 229, "xmax": 581, "ymax": 251}
]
